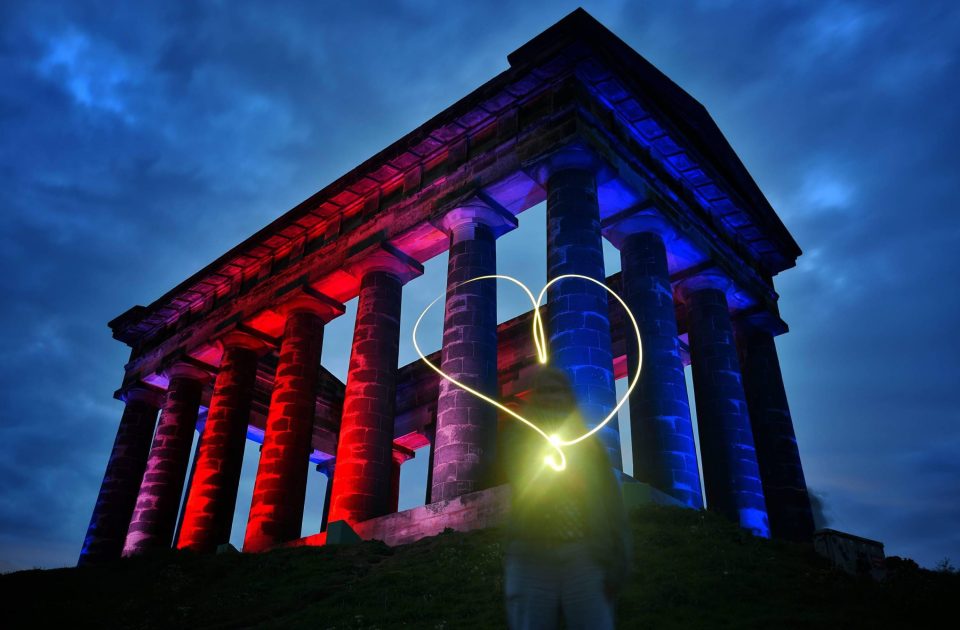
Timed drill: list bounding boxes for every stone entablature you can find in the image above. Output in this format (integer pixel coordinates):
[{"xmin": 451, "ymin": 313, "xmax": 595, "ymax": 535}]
[{"xmin": 109, "ymin": 10, "xmax": 797, "ymax": 387}]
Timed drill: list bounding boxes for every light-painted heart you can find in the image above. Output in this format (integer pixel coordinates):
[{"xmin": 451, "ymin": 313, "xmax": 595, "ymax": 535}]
[{"xmin": 412, "ymin": 274, "xmax": 642, "ymax": 472}]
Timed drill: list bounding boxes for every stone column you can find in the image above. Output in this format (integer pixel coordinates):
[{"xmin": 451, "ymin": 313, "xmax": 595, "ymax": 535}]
[
  {"xmin": 544, "ymin": 149, "xmax": 621, "ymax": 468},
  {"xmin": 177, "ymin": 332, "xmax": 267, "ymax": 552},
  {"xmin": 318, "ymin": 462, "xmax": 334, "ymax": 532},
  {"xmin": 244, "ymin": 294, "xmax": 342, "ymax": 552},
  {"xmin": 680, "ymin": 275, "xmax": 769, "ymax": 537},
  {"xmin": 431, "ymin": 202, "xmax": 516, "ymax": 502},
  {"xmin": 78, "ymin": 386, "xmax": 163, "ymax": 565},
  {"xmin": 423, "ymin": 417, "xmax": 436, "ymax": 505},
  {"xmin": 328, "ymin": 248, "xmax": 422, "ymax": 525},
  {"xmin": 736, "ymin": 322, "xmax": 815, "ymax": 541},
  {"xmin": 605, "ymin": 215, "xmax": 702, "ymax": 507},
  {"xmin": 173, "ymin": 429, "xmax": 203, "ymax": 546},
  {"xmin": 123, "ymin": 363, "xmax": 209, "ymax": 555},
  {"xmin": 390, "ymin": 445, "xmax": 416, "ymax": 512}
]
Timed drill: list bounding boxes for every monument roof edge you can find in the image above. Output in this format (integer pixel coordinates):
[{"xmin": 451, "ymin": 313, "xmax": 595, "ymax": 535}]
[
  {"xmin": 107, "ymin": 62, "xmax": 530, "ymax": 341},
  {"xmin": 509, "ymin": 8, "xmax": 802, "ymax": 263}
]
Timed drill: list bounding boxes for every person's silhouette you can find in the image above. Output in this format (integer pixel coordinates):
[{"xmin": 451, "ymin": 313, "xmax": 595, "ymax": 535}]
[{"xmin": 502, "ymin": 365, "xmax": 632, "ymax": 629}]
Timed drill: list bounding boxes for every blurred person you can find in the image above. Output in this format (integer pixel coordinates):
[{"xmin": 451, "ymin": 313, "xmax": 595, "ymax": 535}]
[{"xmin": 502, "ymin": 364, "xmax": 632, "ymax": 630}]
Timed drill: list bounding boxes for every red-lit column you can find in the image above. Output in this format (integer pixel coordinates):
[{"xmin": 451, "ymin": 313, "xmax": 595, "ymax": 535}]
[
  {"xmin": 390, "ymin": 445, "xmax": 416, "ymax": 512},
  {"xmin": 328, "ymin": 250, "xmax": 421, "ymax": 525},
  {"xmin": 123, "ymin": 364, "xmax": 209, "ymax": 555},
  {"xmin": 244, "ymin": 297, "xmax": 341, "ymax": 552},
  {"xmin": 177, "ymin": 332, "xmax": 267, "ymax": 552},
  {"xmin": 431, "ymin": 202, "xmax": 516, "ymax": 503},
  {"xmin": 78, "ymin": 386, "xmax": 163, "ymax": 565}
]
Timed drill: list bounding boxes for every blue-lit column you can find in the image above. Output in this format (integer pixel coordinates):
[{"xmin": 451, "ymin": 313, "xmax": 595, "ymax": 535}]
[
  {"xmin": 736, "ymin": 321, "xmax": 815, "ymax": 541},
  {"xmin": 544, "ymin": 149, "xmax": 621, "ymax": 468},
  {"xmin": 680, "ymin": 274, "xmax": 769, "ymax": 537},
  {"xmin": 604, "ymin": 215, "xmax": 702, "ymax": 507}
]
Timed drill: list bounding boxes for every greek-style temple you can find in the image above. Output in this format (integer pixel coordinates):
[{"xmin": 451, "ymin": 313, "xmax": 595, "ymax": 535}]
[{"xmin": 79, "ymin": 9, "xmax": 815, "ymax": 566}]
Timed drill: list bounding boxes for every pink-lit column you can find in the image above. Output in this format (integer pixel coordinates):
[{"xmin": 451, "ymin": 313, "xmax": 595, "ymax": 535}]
[
  {"xmin": 244, "ymin": 296, "xmax": 343, "ymax": 552},
  {"xmin": 123, "ymin": 363, "xmax": 209, "ymax": 556},
  {"xmin": 78, "ymin": 386, "xmax": 163, "ymax": 565},
  {"xmin": 389, "ymin": 444, "xmax": 416, "ymax": 513},
  {"xmin": 431, "ymin": 202, "xmax": 516, "ymax": 503},
  {"xmin": 328, "ymin": 248, "xmax": 422, "ymax": 525},
  {"xmin": 177, "ymin": 332, "xmax": 268, "ymax": 552}
]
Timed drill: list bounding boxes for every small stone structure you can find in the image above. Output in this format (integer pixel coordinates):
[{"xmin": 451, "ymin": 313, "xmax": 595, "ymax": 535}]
[
  {"xmin": 814, "ymin": 529, "xmax": 887, "ymax": 580},
  {"xmin": 79, "ymin": 9, "xmax": 814, "ymax": 565}
]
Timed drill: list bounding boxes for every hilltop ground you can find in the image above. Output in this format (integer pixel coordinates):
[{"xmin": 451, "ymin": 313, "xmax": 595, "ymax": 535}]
[{"xmin": 2, "ymin": 505, "xmax": 956, "ymax": 628}]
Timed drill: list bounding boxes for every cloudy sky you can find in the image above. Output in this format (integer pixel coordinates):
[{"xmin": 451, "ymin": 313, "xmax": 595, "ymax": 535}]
[{"xmin": 2, "ymin": 0, "xmax": 958, "ymax": 572}]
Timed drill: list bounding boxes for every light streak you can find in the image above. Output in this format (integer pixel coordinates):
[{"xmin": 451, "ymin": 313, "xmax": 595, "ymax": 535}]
[{"xmin": 412, "ymin": 274, "xmax": 643, "ymax": 472}]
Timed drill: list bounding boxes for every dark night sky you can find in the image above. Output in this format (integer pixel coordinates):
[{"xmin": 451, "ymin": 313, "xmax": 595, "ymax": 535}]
[{"xmin": 2, "ymin": 0, "xmax": 958, "ymax": 572}]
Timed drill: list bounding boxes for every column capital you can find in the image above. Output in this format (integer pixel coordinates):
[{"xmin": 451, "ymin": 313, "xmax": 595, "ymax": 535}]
[
  {"xmin": 344, "ymin": 242, "xmax": 424, "ymax": 285},
  {"xmin": 274, "ymin": 285, "xmax": 346, "ymax": 322},
  {"xmin": 529, "ymin": 144, "xmax": 610, "ymax": 185},
  {"xmin": 165, "ymin": 362, "xmax": 211, "ymax": 384},
  {"xmin": 601, "ymin": 204, "xmax": 682, "ymax": 249},
  {"xmin": 676, "ymin": 271, "xmax": 734, "ymax": 303},
  {"xmin": 433, "ymin": 197, "xmax": 518, "ymax": 239},
  {"xmin": 732, "ymin": 308, "xmax": 790, "ymax": 339},
  {"xmin": 392, "ymin": 443, "xmax": 416, "ymax": 466},
  {"xmin": 216, "ymin": 330, "xmax": 273, "ymax": 356},
  {"xmin": 119, "ymin": 385, "xmax": 165, "ymax": 408},
  {"xmin": 544, "ymin": 145, "xmax": 604, "ymax": 174}
]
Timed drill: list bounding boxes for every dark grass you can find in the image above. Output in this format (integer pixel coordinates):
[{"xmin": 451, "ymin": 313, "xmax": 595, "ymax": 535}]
[{"xmin": 2, "ymin": 506, "xmax": 957, "ymax": 628}]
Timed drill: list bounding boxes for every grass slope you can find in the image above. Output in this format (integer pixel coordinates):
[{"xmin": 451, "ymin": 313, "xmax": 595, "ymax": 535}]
[{"xmin": 3, "ymin": 506, "xmax": 956, "ymax": 629}]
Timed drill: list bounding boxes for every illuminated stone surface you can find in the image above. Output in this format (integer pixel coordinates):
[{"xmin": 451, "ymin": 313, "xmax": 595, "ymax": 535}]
[
  {"xmin": 545, "ymin": 163, "xmax": 621, "ymax": 468},
  {"xmin": 617, "ymin": 231, "xmax": 702, "ymax": 508},
  {"xmin": 178, "ymin": 334, "xmax": 265, "ymax": 552},
  {"xmin": 244, "ymin": 309, "xmax": 330, "ymax": 552},
  {"xmin": 682, "ymin": 283, "xmax": 770, "ymax": 538},
  {"xmin": 79, "ymin": 388, "xmax": 162, "ymax": 565},
  {"xmin": 737, "ymin": 324, "xmax": 815, "ymax": 542},
  {"xmin": 327, "ymin": 271, "xmax": 406, "ymax": 525},
  {"xmin": 124, "ymin": 365, "xmax": 208, "ymax": 555},
  {"xmin": 431, "ymin": 204, "xmax": 516, "ymax": 503}
]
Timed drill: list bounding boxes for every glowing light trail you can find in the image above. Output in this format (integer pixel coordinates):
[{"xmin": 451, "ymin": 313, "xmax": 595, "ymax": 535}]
[{"xmin": 412, "ymin": 274, "xmax": 643, "ymax": 472}]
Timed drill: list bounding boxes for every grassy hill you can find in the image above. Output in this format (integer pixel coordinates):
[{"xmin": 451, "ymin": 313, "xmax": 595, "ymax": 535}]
[{"xmin": 3, "ymin": 505, "xmax": 956, "ymax": 628}]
